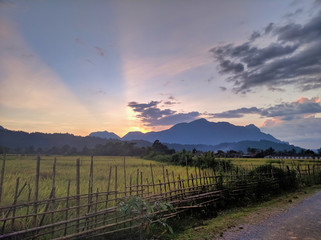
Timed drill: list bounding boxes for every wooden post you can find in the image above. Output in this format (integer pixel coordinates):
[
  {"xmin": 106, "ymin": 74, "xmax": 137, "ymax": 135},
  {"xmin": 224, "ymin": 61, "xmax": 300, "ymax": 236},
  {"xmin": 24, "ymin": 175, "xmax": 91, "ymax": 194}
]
[
  {"xmin": 172, "ymin": 171, "xmax": 177, "ymax": 198},
  {"xmin": 159, "ymin": 180, "xmax": 163, "ymax": 198},
  {"xmin": 140, "ymin": 171, "xmax": 143, "ymax": 198},
  {"xmin": 25, "ymin": 185, "xmax": 31, "ymax": 225},
  {"xmin": 130, "ymin": 175, "xmax": 132, "ymax": 196},
  {"xmin": 186, "ymin": 157, "xmax": 190, "ymax": 188},
  {"xmin": 88, "ymin": 156, "xmax": 94, "ymax": 214},
  {"xmin": 136, "ymin": 169, "xmax": 139, "ymax": 196},
  {"xmin": 105, "ymin": 166, "xmax": 112, "ymax": 208},
  {"xmin": 150, "ymin": 163, "xmax": 155, "ymax": 194},
  {"xmin": 11, "ymin": 177, "xmax": 20, "ymax": 231},
  {"xmin": 51, "ymin": 157, "xmax": 57, "ymax": 234},
  {"xmin": 33, "ymin": 155, "xmax": 41, "ymax": 228},
  {"xmin": 0, "ymin": 153, "xmax": 6, "ymax": 203},
  {"xmin": 146, "ymin": 178, "xmax": 150, "ymax": 196},
  {"xmin": 115, "ymin": 166, "xmax": 118, "ymax": 205},
  {"xmin": 162, "ymin": 166, "xmax": 167, "ymax": 198},
  {"xmin": 123, "ymin": 157, "xmax": 127, "ymax": 197},
  {"xmin": 191, "ymin": 173, "xmax": 195, "ymax": 191},
  {"xmin": 64, "ymin": 180, "xmax": 71, "ymax": 236},
  {"xmin": 194, "ymin": 167, "xmax": 198, "ymax": 187},
  {"xmin": 166, "ymin": 169, "xmax": 171, "ymax": 199},
  {"xmin": 76, "ymin": 158, "xmax": 80, "ymax": 232},
  {"xmin": 94, "ymin": 188, "xmax": 99, "ymax": 227}
]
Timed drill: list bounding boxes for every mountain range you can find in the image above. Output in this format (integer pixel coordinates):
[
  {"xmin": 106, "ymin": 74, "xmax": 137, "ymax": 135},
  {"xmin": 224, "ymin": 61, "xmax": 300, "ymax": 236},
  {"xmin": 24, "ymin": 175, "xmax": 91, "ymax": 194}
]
[
  {"xmin": 90, "ymin": 119, "xmax": 281, "ymax": 145},
  {"xmin": 0, "ymin": 119, "xmax": 303, "ymax": 153}
]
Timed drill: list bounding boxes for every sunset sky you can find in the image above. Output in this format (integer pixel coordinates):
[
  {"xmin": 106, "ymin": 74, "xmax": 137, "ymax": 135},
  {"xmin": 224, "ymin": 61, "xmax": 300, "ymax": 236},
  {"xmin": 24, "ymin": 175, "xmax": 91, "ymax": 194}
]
[{"xmin": 1, "ymin": 0, "xmax": 321, "ymax": 149}]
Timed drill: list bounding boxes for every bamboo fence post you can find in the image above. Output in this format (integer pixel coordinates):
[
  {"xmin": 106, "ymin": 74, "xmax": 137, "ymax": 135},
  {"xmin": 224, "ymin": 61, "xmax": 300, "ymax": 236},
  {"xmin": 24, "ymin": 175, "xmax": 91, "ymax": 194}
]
[
  {"xmin": 186, "ymin": 157, "xmax": 190, "ymax": 189},
  {"xmin": 123, "ymin": 157, "xmax": 127, "ymax": 197},
  {"xmin": 11, "ymin": 177, "xmax": 20, "ymax": 231},
  {"xmin": 130, "ymin": 175, "xmax": 132, "ymax": 196},
  {"xmin": 76, "ymin": 158, "xmax": 80, "ymax": 232},
  {"xmin": 150, "ymin": 163, "xmax": 155, "ymax": 194},
  {"xmin": 162, "ymin": 166, "xmax": 167, "ymax": 199},
  {"xmin": 94, "ymin": 188, "xmax": 99, "ymax": 227},
  {"xmin": 178, "ymin": 175, "xmax": 183, "ymax": 199},
  {"xmin": 105, "ymin": 167, "xmax": 112, "ymax": 208},
  {"xmin": 88, "ymin": 156, "xmax": 94, "ymax": 214},
  {"xmin": 33, "ymin": 155, "xmax": 41, "ymax": 228},
  {"xmin": 146, "ymin": 178, "xmax": 150, "ymax": 196},
  {"xmin": 51, "ymin": 157, "xmax": 57, "ymax": 237},
  {"xmin": 39, "ymin": 188, "xmax": 55, "ymax": 228},
  {"xmin": 171, "ymin": 171, "xmax": 176, "ymax": 198},
  {"xmin": 194, "ymin": 167, "xmax": 198, "ymax": 187},
  {"xmin": 198, "ymin": 167, "xmax": 202, "ymax": 185},
  {"xmin": 25, "ymin": 185, "xmax": 32, "ymax": 225},
  {"xmin": 140, "ymin": 171, "xmax": 143, "ymax": 198},
  {"xmin": 64, "ymin": 180, "xmax": 71, "ymax": 236},
  {"xmin": 0, "ymin": 153, "xmax": 6, "ymax": 203},
  {"xmin": 115, "ymin": 166, "xmax": 118, "ymax": 224},
  {"xmin": 136, "ymin": 169, "xmax": 139, "ymax": 196},
  {"xmin": 159, "ymin": 180, "xmax": 163, "ymax": 198},
  {"xmin": 166, "ymin": 169, "xmax": 171, "ymax": 199},
  {"xmin": 2, "ymin": 180, "xmax": 27, "ymax": 233},
  {"xmin": 190, "ymin": 173, "xmax": 195, "ymax": 191},
  {"xmin": 115, "ymin": 166, "xmax": 118, "ymax": 205}
]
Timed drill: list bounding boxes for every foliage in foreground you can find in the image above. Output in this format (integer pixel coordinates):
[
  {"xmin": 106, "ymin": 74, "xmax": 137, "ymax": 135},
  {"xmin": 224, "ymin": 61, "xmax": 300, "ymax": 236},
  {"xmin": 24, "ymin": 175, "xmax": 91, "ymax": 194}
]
[{"xmin": 118, "ymin": 196, "xmax": 175, "ymax": 239}]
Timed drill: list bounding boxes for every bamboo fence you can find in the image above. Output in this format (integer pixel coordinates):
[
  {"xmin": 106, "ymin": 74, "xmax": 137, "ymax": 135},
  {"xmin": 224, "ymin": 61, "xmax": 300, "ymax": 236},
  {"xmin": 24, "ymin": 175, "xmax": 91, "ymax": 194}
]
[{"xmin": 0, "ymin": 155, "xmax": 320, "ymax": 239}]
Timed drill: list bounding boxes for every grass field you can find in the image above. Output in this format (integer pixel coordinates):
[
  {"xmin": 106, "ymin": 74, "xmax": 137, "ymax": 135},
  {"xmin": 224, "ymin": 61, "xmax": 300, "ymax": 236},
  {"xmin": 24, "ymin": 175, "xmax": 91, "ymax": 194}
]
[
  {"xmin": 0, "ymin": 155, "xmax": 200, "ymax": 206},
  {"xmin": 1, "ymin": 154, "xmax": 320, "ymax": 206}
]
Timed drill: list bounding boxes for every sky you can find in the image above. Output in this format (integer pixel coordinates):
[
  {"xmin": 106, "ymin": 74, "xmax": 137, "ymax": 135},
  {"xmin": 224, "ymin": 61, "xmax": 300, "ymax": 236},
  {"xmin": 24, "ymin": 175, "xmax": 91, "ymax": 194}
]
[{"xmin": 0, "ymin": 0, "xmax": 321, "ymax": 149}]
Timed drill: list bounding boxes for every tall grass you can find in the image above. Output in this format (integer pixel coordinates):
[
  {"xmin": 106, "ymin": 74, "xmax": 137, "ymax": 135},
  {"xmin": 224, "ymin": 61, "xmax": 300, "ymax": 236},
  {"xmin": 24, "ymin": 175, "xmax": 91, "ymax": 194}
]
[{"xmin": 0, "ymin": 155, "xmax": 198, "ymax": 206}]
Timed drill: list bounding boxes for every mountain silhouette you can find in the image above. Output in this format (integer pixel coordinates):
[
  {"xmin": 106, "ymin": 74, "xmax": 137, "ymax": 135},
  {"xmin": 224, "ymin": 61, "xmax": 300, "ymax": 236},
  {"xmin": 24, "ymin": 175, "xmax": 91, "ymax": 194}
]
[
  {"xmin": 89, "ymin": 131, "xmax": 120, "ymax": 140},
  {"xmin": 122, "ymin": 118, "xmax": 281, "ymax": 145}
]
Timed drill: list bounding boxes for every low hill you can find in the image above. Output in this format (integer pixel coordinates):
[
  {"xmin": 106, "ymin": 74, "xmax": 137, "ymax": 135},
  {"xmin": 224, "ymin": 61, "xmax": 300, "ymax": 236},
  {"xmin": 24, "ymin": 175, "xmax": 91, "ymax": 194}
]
[{"xmin": 89, "ymin": 131, "xmax": 120, "ymax": 140}]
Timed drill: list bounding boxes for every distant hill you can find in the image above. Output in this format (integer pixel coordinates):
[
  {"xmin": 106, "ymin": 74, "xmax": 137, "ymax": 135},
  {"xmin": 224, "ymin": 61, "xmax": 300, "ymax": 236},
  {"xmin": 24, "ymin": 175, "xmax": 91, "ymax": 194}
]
[
  {"xmin": 122, "ymin": 118, "xmax": 281, "ymax": 145},
  {"xmin": 164, "ymin": 140, "xmax": 302, "ymax": 153},
  {"xmin": 89, "ymin": 131, "xmax": 120, "ymax": 140},
  {"xmin": 0, "ymin": 128, "xmax": 110, "ymax": 150}
]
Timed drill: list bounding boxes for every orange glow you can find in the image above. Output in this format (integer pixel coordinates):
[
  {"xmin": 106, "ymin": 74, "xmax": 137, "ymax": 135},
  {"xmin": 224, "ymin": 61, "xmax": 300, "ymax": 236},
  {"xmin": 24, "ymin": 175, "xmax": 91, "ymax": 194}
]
[
  {"xmin": 296, "ymin": 97, "xmax": 320, "ymax": 104},
  {"xmin": 129, "ymin": 126, "xmax": 150, "ymax": 133}
]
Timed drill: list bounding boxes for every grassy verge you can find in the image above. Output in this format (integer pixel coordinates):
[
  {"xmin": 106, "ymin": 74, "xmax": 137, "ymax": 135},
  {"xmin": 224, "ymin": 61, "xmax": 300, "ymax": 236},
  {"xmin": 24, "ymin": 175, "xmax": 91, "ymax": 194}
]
[{"xmin": 170, "ymin": 185, "xmax": 321, "ymax": 240}]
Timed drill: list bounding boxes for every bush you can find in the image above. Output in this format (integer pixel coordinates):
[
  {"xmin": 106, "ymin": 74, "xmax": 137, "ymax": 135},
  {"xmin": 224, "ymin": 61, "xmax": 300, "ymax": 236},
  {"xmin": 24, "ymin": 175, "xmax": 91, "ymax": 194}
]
[{"xmin": 250, "ymin": 164, "xmax": 298, "ymax": 191}]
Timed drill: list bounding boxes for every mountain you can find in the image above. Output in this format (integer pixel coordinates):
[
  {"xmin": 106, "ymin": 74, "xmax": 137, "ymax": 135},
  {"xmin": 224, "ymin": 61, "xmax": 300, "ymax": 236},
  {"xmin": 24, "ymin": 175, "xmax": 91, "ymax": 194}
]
[
  {"xmin": 0, "ymin": 128, "xmax": 110, "ymax": 150},
  {"xmin": 89, "ymin": 131, "xmax": 120, "ymax": 140},
  {"xmin": 122, "ymin": 118, "xmax": 281, "ymax": 145}
]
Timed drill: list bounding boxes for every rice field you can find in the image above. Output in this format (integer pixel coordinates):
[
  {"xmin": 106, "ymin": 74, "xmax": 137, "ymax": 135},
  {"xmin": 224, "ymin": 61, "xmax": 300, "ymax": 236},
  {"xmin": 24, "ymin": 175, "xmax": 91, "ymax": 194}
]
[{"xmin": 0, "ymin": 155, "xmax": 199, "ymax": 206}]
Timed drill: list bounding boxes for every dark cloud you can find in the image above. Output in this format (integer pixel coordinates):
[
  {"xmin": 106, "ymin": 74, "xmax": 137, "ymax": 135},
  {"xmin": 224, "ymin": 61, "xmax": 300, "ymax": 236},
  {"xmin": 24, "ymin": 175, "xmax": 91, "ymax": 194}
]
[
  {"xmin": 128, "ymin": 101, "xmax": 160, "ymax": 112},
  {"xmin": 283, "ymin": 8, "xmax": 304, "ymax": 19},
  {"xmin": 264, "ymin": 23, "xmax": 274, "ymax": 34},
  {"xmin": 210, "ymin": 10, "xmax": 321, "ymax": 93},
  {"xmin": 212, "ymin": 97, "xmax": 321, "ymax": 120},
  {"xmin": 219, "ymin": 59, "xmax": 244, "ymax": 74},
  {"xmin": 219, "ymin": 86, "xmax": 227, "ymax": 91},
  {"xmin": 261, "ymin": 117, "xmax": 321, "ymax": 149},
  {"xmin": 250, "ymin": 31, "xmax": 261, "ymax": 41},
  {"xmin": 212, "ymin": 107, "xmax": 261, "ymax": 118},
  {"xmin": 261, "ymin": 97, "xmax": 321, "ymax": 120},
  {"xmin": 128, "ymin": 100, "xmax": 200, "ymax": 126},
  {"xmin": 94, "ymin": 46, "xmax": 105, "ymax": 57}
]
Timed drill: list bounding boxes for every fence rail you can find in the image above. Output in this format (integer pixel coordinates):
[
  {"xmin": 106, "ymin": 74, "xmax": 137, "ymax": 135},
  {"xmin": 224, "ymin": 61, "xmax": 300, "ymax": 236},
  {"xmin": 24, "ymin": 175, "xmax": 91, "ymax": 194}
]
[{"xmin": 0, "ymin": 155, "xmax": 320, "ymax": 239}]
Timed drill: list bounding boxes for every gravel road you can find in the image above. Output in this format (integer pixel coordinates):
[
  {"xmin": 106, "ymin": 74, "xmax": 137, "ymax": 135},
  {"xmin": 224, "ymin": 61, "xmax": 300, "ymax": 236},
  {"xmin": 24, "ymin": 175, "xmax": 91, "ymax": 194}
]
[{"xmin": 217, "ymin": 190, "xmax": 321, "ymax": 240}]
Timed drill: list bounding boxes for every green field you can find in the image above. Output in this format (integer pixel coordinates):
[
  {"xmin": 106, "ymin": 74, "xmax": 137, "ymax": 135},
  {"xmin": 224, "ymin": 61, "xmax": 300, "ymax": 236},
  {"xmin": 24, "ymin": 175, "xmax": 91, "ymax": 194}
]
[
  {"xmin": 0, "ymin": 155, "xmax": 201, "ymax": 206},
  {"xmin": 1, "ymin": 154, "xmax": 320, "ymax": 207}
]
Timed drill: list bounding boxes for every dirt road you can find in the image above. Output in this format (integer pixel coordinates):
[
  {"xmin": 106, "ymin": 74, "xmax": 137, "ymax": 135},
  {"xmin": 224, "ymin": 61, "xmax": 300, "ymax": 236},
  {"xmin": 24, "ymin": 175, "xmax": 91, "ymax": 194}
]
[{"xmin": 217, "ymin": 190, "xmax": 321, "ymax": 240}]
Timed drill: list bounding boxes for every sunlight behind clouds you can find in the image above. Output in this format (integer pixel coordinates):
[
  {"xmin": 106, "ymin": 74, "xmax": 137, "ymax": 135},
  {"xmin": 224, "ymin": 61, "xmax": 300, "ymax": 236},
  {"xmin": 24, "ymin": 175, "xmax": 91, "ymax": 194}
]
[{"xmin": 0, "ymin": 18, "xmax": 96, "ymax": 134}]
